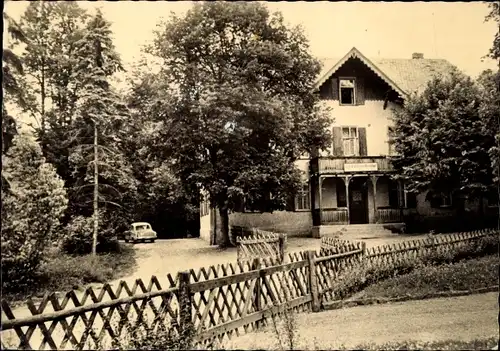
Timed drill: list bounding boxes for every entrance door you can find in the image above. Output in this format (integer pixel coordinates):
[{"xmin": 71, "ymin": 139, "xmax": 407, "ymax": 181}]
[{"xmin": 349, "ymin": 177, "xmax": 369, "ymax": 224}]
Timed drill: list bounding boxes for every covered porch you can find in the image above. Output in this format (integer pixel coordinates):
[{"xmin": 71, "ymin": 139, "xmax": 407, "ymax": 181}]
[
  {"xmin": 312, "ymin": 174, "xmax": 407, "ymax": 225},
  {"xmin": 309, "ymin": 156, "xmax": 419, "ymax": 227}
]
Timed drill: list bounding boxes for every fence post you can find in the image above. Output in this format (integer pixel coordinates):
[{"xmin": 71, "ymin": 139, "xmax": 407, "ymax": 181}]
[
  {"xmin": 252, "ymin": 258, "xmax": 262, "ymax": 327},
  {"xmin": 178, "ymin": 271, "xmax": 193, "ymax": 336},
  {"xmin": 307, "ymin": 250, "xmax": 320, "ymax": 312},
  {"xmin": 278, "ymin": 234, "xmax": 286, "ymax": 264}
]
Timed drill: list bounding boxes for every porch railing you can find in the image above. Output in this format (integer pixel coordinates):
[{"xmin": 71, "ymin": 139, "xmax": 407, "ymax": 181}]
[
  {"xmin": 376, "ymin": 208, "xmax": 417, "ymax": 223},
  {"xmin": 376, "ymin": 208, "xmax": 401, "ymax": 223},
  {"xmin": 321, "ymin": 208, "xmax": 348, "ymax": 225}
]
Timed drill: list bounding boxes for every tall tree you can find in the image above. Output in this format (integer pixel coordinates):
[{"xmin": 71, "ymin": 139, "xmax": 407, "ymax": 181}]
[
  {"xmin": 66, "ymin": 9, "xmax": 136, "ymax": 252},
  {"xmin": 2, "ymin": 12, "xmax": 29, "ymax": 155},
  {"xmin": 485, "ymin": 2, "xmax": 500, "ymax": 60},
  {"xmin": 17, "ymin": 2, "xmax": 89, "ymax": 182},
  {"xmin": 391, "ymin": 69, "xmax": 496, "ymax": 202},
  {"xmin": 17, "ymin": 2, "xmax": 88, "ymax": 134},
  {"xmin": 147, "ymin": 2, "xmax": 331, "ymax": 246}
]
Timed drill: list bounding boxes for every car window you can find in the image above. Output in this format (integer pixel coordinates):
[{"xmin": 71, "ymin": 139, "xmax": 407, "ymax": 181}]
[{"xmin": 136, "ymin": 225, "xmax": 148, "ymax": 231}]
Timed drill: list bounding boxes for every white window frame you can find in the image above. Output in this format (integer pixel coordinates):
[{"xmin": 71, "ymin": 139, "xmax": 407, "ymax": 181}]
[
  {"xmin": 339, "ymin": 77, "xmax": 356, "ymax": 106},
  {"xmin": 339, "ymin": 126, "xmax": 359, "ymax": 157},
  {"xmin": 295, "ymin": 183, "xmax": 311, "ymax": 211}
]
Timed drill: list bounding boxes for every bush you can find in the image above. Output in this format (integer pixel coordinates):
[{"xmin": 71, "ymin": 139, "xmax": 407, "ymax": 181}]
[
  {"xmin": 1, "ymin": 135, "xmax": 68, "ymax": 291},
  {"xmin": 61, "ymin": 214, "xmax": 120, "ymax": 254},
  {"xmin": 332, "ymin": 233, "xmax": 499, "ymax": 300},
  {"xmin": 358, "ymin": 255, "xmax": 498, "ymax": 299},
  {"xmin": 97, "ymin": 318, "xmax": 195, "ymax": 351},
  {"xmin": 2, "ymin": 243, "xmax": 136, "ymax": 304}
]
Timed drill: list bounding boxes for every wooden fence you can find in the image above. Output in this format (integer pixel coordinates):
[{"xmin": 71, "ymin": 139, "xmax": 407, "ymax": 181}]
[
  {"xmin": 1, "ymin": 229, "xmax": 497, "ymax": 350},
  {"xmin": 236, "ymin": 229, "xmax": 286, "ymax": 264}
]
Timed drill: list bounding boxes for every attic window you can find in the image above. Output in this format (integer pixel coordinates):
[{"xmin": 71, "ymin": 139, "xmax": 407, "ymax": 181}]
[{"xmin": 339, "ymin": 78, "xmax": 355, "ymax": 105}]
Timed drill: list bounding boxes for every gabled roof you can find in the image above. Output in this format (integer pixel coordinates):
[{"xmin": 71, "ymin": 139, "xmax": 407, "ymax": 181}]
[{"xmin": 315, "ymin": 47, "xmax": 457, "ymax": 97}]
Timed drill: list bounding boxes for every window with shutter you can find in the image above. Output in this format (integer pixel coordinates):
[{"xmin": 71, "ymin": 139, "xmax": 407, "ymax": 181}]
[
  {"xmin": 341, "ymin": 126, "xmax": 359, "ymax": 156},
  {"xmin": 339, "ymin": 78, "xmax": 356, "ymax": 105}
]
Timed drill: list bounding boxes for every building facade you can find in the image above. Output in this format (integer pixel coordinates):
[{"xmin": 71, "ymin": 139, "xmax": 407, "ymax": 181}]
[{"xmin": 199, "ymin": 47, "xmax": 495, "ymax": 242}]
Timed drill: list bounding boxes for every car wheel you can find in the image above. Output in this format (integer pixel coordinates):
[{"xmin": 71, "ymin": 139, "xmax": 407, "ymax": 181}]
[
  {"xmin": 125, "ymin": 238, "xmax": 129, "ymax": 243},
  {"xmin": 151, "ymin": 239, "xmax": 155, "ymax": 243}
]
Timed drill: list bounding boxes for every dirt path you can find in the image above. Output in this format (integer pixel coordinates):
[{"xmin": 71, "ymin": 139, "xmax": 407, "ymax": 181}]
[{"xmin": 226, "ymin": 292, "xmax": 499, "ymax": 349}]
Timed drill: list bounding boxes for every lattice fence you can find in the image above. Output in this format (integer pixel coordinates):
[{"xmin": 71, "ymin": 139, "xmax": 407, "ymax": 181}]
[
  {"xmin": 236, "ymin": 229, "xmax": 286, "ymax": 264},
  {"xmin": 1, "ymin": 275, "xmax": 181, "ymax": 350},
  {"xmin": 362, "ymin": 228, "xmax": 497, "ymax": 267},
  {"xmin": 320, "ymin": 236, "xmax": 365, "ymax": 255},
  {"xmin": 191, "ymin": 257, "xmax": 312, "ymax": 347},
  {"xmin": 2, "ymin": 229, "xmax": 496, "ymax": 350}
]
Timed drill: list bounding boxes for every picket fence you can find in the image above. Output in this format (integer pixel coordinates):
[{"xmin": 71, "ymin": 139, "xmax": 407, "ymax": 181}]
[
  {"xmin": 1, "ymin": 228, "xmax": 496, "ymax": 350},
  {"xmin": 236, "ymin": 229, "xmax": 286, "ymax": 264}
]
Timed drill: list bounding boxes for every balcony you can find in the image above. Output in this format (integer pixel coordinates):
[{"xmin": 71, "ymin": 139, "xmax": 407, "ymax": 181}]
[{"xmin": 313, "ymin": 156, "xmax": 394, "ymax": 174}]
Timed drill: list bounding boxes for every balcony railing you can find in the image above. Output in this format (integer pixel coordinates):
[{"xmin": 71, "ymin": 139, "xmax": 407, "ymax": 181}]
[{"xmin": 315, "ymin": 156, "xmax": 393, "ymax": 174}]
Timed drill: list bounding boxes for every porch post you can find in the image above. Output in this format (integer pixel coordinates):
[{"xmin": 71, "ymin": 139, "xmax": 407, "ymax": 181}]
[
  {"xmin": 370, "ymin": 175, "xmax": 379, "ymax": 224},
  {"xmin": 344, "ymin": 176, "xmax": 352, "ymax": 224},
  {"xmin": 318, "ymin": 176, "xmax": 323, "ymax": 225},
  {"xmin": 397, "ymin": 179, "xmax": 404, "ymax": 222}
]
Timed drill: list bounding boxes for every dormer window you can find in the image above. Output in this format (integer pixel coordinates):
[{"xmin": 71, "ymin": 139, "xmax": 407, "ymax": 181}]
[{"xmin": 339, "ymin": 78, "xmax": 356, "ymax": 105}]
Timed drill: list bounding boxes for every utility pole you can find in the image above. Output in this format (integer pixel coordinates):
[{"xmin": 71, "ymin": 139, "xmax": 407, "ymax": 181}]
[{"xmin": 92, "ymin": 120, "xmax": 99, "ymax": 256}]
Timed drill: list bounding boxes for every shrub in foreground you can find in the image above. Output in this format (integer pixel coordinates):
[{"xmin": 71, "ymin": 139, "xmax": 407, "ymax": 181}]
[
  {"xmin": 2, "ymin": 243, "xmax": 135, "ymax": 303},
  {"xmin": 61, "ymin": 215, "xmax": 120, "ymax": 254},
  {"xmin": 94, "ymin": 318, "xmax": 195, "ymax": 351},
  {"xmin": 359, "ymin": 255, "xmax": 498, "ymax": 299},
  {"xmin": 1, "ymin": 135, "xmax": 68, "ymax": 291},
  {"xmin": 332, "ymin": 233, "xmax": 499, "ymax": 300}
]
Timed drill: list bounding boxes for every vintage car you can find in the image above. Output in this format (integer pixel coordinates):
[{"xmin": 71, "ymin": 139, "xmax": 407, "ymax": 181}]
[{"xmin": 124, "ymin": 222, "xmax": 157, "ymax": 243}]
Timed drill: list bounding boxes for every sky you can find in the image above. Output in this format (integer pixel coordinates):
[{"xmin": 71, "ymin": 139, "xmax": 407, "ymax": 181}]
[{"xmin": 5, "ymin": 1, "xmax": 498, "ymax": 79}]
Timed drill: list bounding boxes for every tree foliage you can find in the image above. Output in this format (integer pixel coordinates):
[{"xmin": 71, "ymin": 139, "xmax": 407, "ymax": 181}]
[
  {"xmin": 391, "ymin": 69, "xmax": 496, "ymax": 200},
  {"xmin": 477, "ymin": 69, "xmax": 500, "ymax": 190},
  {"xmin": 146, "ymin": 2, "xmax": 331, "ymax": 245},
  {"xmin": 2, "ymin": 13, "xmax": 29, "ymax": 155},
  {"xmin": 1, "ymin": 134, "xmax": 68, "ymax": 289},
  {"xmin": 485, "ymin": 2, "xmax": 500, "ymax": 60}
]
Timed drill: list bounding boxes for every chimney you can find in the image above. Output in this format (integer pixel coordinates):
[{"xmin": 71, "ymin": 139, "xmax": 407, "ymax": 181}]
[{"xmin": 412, "ymin": 52, "xmax": 424, "ymax": 59}]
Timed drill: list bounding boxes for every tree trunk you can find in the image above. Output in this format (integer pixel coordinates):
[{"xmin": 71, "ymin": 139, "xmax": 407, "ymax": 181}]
[
  {"xmin": 40, "ymin": 64, "xmax": 46, "ymax": 138},
  {"xmin": 217, "ymin": 205, "xmax": 231, "ymax": 248},
  {"xmin": 92, "ymin": 122, "xmax": 99, "ymax": 256}
]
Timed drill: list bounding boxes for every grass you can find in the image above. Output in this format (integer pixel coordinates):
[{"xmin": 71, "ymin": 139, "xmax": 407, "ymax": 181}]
[
  {"xmin": 3, "ymin": 243, "xmax": 136, "ymax": 306},
  {"xmin": 354, "ymin": 255, "xmax": 499, "ymax": 300},
  {"xmin": 342, "ymin": 338, "xmax": 499, "ymax": 350}
]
